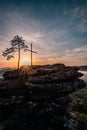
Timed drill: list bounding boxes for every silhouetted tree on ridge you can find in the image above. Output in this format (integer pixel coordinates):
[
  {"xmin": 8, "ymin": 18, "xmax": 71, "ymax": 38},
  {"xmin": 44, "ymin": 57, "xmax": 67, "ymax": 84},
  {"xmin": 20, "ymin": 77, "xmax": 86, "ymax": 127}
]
[{"xmin": 2, "ymin": 35, "xmax": 28, "ymax": 69}]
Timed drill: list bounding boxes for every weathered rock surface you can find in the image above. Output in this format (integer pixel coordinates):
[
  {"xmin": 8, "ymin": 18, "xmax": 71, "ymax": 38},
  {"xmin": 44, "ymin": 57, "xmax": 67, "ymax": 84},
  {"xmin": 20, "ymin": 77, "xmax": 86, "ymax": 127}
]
[
  {"xmin": 3, "ymin": 70, "xmax": 18, "ymax": 79},
  {"xmin": 25, "ymin": 64, "xmax": 85, "ymax": 100},
  {"xmin": 1, "ymin": 64, "xmax": 85, "ymax": 99},
  {"xmin": 0, "ymin": 63, "xmax": 86, "ymax": 130}
]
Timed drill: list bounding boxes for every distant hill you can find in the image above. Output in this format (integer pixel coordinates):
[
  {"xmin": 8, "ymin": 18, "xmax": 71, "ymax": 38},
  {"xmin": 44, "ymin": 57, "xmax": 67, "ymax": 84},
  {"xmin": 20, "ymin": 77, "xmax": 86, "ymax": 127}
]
[
  {"xmin": 79, "ymin": 66, "xmax": 87, "ymax": 71},
  {"xmin": 0, "ymin": 67, "xmax": 12, "ymax": 71},
  {"xmin": 0, "ymin": 67, "xmax": 13, "ymax": 73}
]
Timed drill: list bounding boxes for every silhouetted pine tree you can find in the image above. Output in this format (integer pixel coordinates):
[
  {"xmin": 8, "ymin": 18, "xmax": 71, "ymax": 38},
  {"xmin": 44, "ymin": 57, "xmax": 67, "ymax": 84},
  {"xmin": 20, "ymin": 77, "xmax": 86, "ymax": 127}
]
[{"xmin": 2, "ymin": 35, "xmax": 28, "ymax": 69}]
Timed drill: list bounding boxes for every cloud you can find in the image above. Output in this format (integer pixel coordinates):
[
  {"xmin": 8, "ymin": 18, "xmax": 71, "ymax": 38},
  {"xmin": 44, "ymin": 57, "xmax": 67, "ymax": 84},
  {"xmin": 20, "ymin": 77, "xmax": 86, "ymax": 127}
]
[
  {"xmin": 73, "ymin": 45, "xmax": 87, "ymax": 52},
  {"xmin": 34, "ymin": 32, "xmax": 46, "ymax": 38},
  {"xmin": 73, "ymin": 6, "xmax": 87, "ymax": 18},
  {"xmin": 0, "ymin": 3, "xmax": 87, "ymax": 66},
  {"xmin": 63, "ymin": 45, "xmax": 87, "ymax": 60}
]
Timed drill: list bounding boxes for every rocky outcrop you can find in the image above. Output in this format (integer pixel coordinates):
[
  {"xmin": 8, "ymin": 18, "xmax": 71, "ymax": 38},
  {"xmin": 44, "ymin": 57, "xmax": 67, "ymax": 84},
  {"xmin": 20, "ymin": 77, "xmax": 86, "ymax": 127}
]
[
  {"xmin": 25, "ymin": 64, "xmax": 85, "ymax": 100},
  {"xmin": 0, "ymin": 63, "xmax": 86, "ymax": 130},
  {"xmin": 2, "ymin": 65, "xmax": 34, "ymax": 79},
  {"xmin": 1, "ymin": 64, "xmax": 86, "ymax": 100},
  {"xmin": 3, "ymin": 70, "xmax": 18, "ymax": 79}
]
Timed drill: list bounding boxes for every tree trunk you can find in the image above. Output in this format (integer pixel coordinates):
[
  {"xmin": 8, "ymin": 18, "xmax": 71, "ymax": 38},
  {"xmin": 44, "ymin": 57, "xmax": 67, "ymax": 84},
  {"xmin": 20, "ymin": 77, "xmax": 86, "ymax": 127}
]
[{"xmin": 18, "ymin": 44, "xmax": 20, "ymax": 69}]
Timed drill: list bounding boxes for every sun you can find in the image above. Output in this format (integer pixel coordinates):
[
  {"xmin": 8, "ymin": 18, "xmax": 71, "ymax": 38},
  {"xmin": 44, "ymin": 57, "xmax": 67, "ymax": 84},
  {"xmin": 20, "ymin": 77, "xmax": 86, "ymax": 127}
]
[
  {"xmin": 21, "ymin": 59, "xmax": 31, "ymax": 66},
  {"xmin": 19, "ymin": 65, "xmax": 34, "ymax": 76}
]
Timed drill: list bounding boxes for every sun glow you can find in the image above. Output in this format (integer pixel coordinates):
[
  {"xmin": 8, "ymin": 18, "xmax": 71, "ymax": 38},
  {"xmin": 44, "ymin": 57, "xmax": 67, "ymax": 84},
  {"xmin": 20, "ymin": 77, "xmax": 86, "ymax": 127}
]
[
  {"xmin": 21, "ymin": 59, "xmax": 31, "ymax": 66},
  {"xmin": 19, "ymin": 65, "xmax": 34, "ymax": 76}
]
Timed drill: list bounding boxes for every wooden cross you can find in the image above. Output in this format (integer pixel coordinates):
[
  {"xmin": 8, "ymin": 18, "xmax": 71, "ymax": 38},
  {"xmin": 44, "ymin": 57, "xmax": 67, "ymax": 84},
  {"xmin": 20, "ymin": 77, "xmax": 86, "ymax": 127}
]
[{"xmin": 27, "ymin": 43, "xmax": 37, "ymax": 65}]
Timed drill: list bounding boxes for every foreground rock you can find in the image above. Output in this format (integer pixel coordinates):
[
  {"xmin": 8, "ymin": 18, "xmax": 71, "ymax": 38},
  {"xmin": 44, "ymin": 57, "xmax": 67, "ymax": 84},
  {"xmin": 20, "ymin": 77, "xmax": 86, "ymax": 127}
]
[
  {"xmin": 3, "ymin": 70, "xmax": 18, "ymax": 79},
  {"xmin": 25, "ymin": 64, "xmax": 85, "ymax": 100},
  {"xmin": 0, "ymin": 63, "xmax": 86, "ymax": 130}
]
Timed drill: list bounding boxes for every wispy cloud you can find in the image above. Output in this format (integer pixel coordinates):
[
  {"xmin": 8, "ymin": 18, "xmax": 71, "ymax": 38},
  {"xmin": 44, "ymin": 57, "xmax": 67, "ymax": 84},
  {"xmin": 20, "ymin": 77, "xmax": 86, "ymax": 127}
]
[
  {"xmin": 0, "ymin": 1, "xmax": 87, "ymax": 66},
  {"xmin": 73, "ymin": 6, "xmax": 87, "ymax": 17},
  {"xmin": 62, "ymin": 45, "xmax": 87, "ymax": 60},
  {"xmin": 73, "ymin": 45, "xmax": 87, "ymax": 52}
]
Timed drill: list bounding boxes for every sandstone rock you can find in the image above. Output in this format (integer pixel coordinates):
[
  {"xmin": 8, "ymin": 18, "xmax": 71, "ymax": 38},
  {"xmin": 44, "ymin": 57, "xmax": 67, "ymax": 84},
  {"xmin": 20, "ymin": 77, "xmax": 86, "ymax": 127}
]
[
  {"xmin": 1, "ymin": 63, "xmax": 86, "ymax": 100},
  {"xmin": 24, "ymin": 64, "xmax": 86, "ymax": 100},
  {"xmin": 0, "ymin": 63, "xmax": 86, "ymax": 130},
  {"xmin": 3, "ymin": 70, "xmax": 18, "ymax": 79}
]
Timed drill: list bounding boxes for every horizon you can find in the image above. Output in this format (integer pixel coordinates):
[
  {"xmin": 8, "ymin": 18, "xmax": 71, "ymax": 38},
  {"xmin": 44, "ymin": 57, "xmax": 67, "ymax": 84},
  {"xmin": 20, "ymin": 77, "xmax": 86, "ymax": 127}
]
[
  {"xmin": 0, "ymin": 64, "xmax": 87, "ymax": 70},
  {"xmin": 0, "ymin": 0, "xmax": 87, "ymax": 68}
]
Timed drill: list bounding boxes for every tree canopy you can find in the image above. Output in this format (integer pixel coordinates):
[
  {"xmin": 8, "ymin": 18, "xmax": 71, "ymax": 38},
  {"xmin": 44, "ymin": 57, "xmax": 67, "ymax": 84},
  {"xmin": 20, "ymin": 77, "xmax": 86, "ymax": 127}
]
[{"xmin": 2, "ymin": 35, "xmax": 29, "ymax": 69}]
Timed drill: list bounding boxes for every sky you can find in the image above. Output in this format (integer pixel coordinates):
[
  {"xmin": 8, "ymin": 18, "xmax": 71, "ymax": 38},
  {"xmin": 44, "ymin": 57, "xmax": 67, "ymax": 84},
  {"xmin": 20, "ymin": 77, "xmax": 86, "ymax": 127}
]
[{"xmin": 0, "ymin": 0, "xmax": 87, "ymax": 68}]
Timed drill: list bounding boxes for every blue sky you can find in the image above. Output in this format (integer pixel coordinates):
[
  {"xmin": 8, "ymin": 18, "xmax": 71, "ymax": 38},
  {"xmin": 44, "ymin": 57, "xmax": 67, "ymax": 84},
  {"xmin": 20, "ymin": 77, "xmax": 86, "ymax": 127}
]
[{"xmin": 0, "ymin": 0, "xmax": 87, "ymax": 67}]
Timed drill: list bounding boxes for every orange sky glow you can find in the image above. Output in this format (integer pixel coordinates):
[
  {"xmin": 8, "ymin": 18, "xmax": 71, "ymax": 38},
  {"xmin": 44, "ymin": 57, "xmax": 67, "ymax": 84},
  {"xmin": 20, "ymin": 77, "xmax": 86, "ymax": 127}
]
[{"xmin": 0, "ymin": 0, "xmax": 87, "ymax": 69}]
